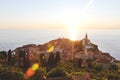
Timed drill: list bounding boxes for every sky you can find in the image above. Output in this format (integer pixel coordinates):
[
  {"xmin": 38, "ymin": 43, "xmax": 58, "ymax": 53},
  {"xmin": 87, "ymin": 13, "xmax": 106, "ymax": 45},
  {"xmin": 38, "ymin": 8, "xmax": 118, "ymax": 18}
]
[{"xmin": 0, "ymin": 0, "xmax": 120, "ymax": 30}]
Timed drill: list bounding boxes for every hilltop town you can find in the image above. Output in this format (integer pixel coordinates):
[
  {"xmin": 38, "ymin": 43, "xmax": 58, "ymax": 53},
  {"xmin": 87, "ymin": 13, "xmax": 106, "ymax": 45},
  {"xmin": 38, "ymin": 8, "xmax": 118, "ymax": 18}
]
[{"xmin": 13, "ymin": 34, "xmax": 119, "ymax": 67}]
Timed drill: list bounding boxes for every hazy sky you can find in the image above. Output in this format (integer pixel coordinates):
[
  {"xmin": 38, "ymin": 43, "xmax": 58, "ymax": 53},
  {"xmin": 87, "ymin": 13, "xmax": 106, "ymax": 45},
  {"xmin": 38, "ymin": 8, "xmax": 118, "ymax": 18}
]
[{"xmin": 0, "ymin": 0, "xmax": 120, "ymax": 30}]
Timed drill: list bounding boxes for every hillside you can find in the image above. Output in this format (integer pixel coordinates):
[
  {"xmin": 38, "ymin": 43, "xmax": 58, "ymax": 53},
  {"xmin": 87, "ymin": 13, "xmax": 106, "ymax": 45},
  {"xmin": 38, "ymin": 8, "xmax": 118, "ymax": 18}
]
[
  {"xmin": 14, "ymin": 34, "xmax": 119, "ymax": 66},
  {"xmin": 0, "ymin": 34, "xmax": 120, "ymax": 80}
]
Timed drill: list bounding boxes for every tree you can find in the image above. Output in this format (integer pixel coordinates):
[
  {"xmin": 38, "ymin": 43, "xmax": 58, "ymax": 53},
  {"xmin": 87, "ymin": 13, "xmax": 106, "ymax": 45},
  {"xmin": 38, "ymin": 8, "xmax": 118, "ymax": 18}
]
[
  {"xmin": 78, "ymin": 58, "xmax": 82, "ymax": 68},
  {"xmin": 18, "ymin": 50, "xmax": 28, "ymax": 70},
  {"xmin": 0, "ymin": 51, "xmax": 7, "ymax": 59},
  {"xmin": 93, "ymin": 64, "xmax": 104, "ymax": 72},
  {"xmin": 39, "ymin": 53, "xmax": 47, "ymax": 67},
  {"xmin": 86, "ymin": 59, "xmax": 93, "ymax": 69},
  {"xmin": 109, "ymin": 64, "xmax": 119, "ymax": 71},
  {"xmin": 8, "ymin": 50, "xmax": 12, "ymax": 65},
  {"xmin": 47, "ymin": 52, "xmax": 55, "ymax": 67},
  {"xmin": 22, "ymin": 50, "xmax": 28, "ymax": 71},
  {"xmin": 54, "ymin": 51, "xmax": 61, "ymax": 65}
]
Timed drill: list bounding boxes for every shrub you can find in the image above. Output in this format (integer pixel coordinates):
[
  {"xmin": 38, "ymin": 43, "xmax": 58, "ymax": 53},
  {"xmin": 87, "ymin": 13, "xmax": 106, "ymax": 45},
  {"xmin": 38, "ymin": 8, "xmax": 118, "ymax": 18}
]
[
  {"xmin": 48, "ymin": 67, "xmax": 66, "ymax": 78},
  {"xmin": 30, "ymin": 67, "xmax": 47, "ymax": 80}
]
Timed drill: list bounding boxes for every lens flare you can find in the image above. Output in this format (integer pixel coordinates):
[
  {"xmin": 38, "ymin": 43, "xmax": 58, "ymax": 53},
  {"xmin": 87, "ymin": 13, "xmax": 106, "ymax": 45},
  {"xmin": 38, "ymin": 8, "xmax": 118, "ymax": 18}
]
[
  {"xmin": 84, "ymin": 0, "xmax": 95, "ymax": 12},
  {"xmin": 32, "ymin": 63, "xmax": 39, "ymax": 71},
  {"xmin": 47, "ymin": 44, "xmax": 54, "ymax": 53},
  {"xmin": 26, "ymin": 68, "xmax": 35, "ymax": 77},
  {"xmin": 25, "ymin": 63, "xmax": 39, "ymax": 78}
]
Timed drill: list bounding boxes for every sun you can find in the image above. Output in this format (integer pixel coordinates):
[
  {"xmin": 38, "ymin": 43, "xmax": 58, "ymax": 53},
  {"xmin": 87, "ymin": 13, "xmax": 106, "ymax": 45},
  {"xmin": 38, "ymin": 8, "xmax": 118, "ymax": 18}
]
[{"xmin": 61, "ymin": 0, "xmax": 95, "ymax": 41}]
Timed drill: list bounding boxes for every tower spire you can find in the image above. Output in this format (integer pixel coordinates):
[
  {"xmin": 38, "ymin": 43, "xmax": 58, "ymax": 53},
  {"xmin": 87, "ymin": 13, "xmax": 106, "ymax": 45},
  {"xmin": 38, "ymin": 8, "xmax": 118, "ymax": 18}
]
[{"xmin": 85, "ymin": 32, "xmax": 88, "ymax": 39}]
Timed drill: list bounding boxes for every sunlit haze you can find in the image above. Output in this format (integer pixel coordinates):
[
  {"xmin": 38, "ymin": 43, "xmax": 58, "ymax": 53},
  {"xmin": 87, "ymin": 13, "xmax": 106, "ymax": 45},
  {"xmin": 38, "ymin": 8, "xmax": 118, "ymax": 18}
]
[
  {"xmin": 0, "ymin": 0, "xmax": 120, "ymax": 29},
  {"xmin": 0, "ymin": 1, "xmax": 120, "ymax": 79}
]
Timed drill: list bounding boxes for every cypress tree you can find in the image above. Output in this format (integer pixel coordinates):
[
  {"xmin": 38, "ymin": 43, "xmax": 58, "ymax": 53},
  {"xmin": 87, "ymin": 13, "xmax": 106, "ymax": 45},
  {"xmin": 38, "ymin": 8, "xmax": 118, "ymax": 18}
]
[
  {"xmin": 8, "ymin": 50, "xmax": 12, "ymax": 65},
  {"xmin": 39, "ymin": 53, "xmax": 46, "ymax": 67},
  {"xmin": 78, "ymin": 58, "xmax": 82, "ymax": 68},
  {"xmin": 54, "ymin": 51, "xmax": 61, "ymax": 65},
  {"xmin": 47, "ymin": 52, "xmax": 55, "ymax": 66}
]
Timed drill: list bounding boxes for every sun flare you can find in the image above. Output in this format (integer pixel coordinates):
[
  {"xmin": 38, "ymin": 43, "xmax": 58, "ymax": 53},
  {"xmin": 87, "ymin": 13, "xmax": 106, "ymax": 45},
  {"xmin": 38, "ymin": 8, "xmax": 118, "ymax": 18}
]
[
  {"xmin": 69, "ymin": 21, "xmax": 79, "ymax": 41},
  {"xmin": 70, "ymin": 28, "xmax": 77, "ymax": 41},
  {"xmin": 61, "ymin": 0, "xmax": 95, "ymax": 41}
]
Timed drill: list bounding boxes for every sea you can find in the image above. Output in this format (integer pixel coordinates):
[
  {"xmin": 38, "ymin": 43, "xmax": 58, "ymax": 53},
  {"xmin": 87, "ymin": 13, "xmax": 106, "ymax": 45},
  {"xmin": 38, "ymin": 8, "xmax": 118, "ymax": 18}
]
[{"xmin": 0, "ymin": 29, "xmax": 120, "ymax": 60}]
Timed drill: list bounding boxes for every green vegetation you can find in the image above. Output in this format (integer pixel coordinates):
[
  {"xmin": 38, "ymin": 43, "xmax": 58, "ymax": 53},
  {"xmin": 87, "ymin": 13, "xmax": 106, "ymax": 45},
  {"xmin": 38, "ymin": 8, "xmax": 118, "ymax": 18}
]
[
  {"xmin": 0, "ymin": 50, "xmax": 120, "ymax": 80},
  {"xmin": 30, "ymin": 67, "xmax": 47, "ymax": 80},
  {"xmin": 0, "ymin": 60, "xmax": 120, "ymax": 80},
  {"xmin": 0, "ymin": 65, "xmax": 24, "ymax": 80}
]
